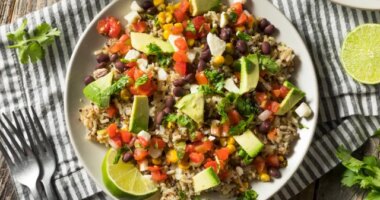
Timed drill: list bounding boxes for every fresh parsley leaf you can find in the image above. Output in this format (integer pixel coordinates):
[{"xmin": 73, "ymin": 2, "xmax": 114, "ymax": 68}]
[
  {"xmin": 135, "ymin": 74, "xmax": 149, "ymax": 87},
  {"xmin": 237, "ymin": 189, "xmax": 258, "ymax": 200},
  {"xmin": 229, "ymin": 12, "xmax": 238, "ymax": 23},
  {"xmin": 204, "ymin": 69, "xmax": 225, "ymax": 92},
  {"xmin": 235, "ymin": 97, "xmax": 259, "ymax": 116},
  {"xmin": 229, "ymin": 115, "xmax": 254, "ymax": 135},
  {"xmin": 236, "ymin": 31, "xmax": 251, "ymax": 41},
  {"xmin": 259, "ymin": 55, "xmax": 280, "ymax": 74},
  {"xmin": 146, "ymin": 43, "xmax": 172, "ymax": 68},
  {"xmin": 186, "ymin": 20, "xmax": 196, "ymax": 33},
  {"xmin": 7, "ymin": 19, "xmax": 61, "ymax": 64}
]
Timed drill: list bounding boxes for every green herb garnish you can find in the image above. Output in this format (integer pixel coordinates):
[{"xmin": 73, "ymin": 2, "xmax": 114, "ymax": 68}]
[
  {"xmin": 259, "ymin": 55, "xmax": 280, "ymax": 74},
  {"xmin": 147, "ymin": 43, "xmax": 172, "ymax": 68},
  {"xmin": 135, "ymin": 74, "xmax": 149, "ymax": 87},
  {"xmin": 204, "ymin": 69, "xmax": 225, "ymax": 92},
  {"xmin": 236, "ymin": 31, "xmax": 251, "ymax": 41},
  {"xmin": 7, "ymin": 19, "xmax": 61, "ymax": 64},
  {"xmin": 229, "ymin": 115, "xmax": 254, "ymax": 136},
  {"xmin": 237, "ymin": 189, "xmax": 259, "ymax": 200},
  {"xmin": 229, "ymin": 12, "xmax": 238, "ymax": 23},
  {"xmin": 186, "ymin": 20, "xmax": 196, "ymax": 33}
]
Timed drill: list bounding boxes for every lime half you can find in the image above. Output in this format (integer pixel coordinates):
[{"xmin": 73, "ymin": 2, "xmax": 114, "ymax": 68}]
[
  {"xmin": 341, "ymin": 24, "xmax": 380, "ymax": 84},
  {"xmin": 102, "ymin": 149, "xmax": 157, "ymax": 199}
]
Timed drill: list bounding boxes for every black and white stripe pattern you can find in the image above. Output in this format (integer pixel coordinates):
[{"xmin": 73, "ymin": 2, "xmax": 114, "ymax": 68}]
[{"xmin": 0, "ymin": 0, "xmax": 378, "ymax": 199}]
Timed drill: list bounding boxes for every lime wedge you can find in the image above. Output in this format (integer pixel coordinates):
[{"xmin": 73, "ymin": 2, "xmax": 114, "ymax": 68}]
[
  {"xmin": 341, "ymin": 24, "xmax": 380, "ymax": 84},
  {"xmin": 102, "ymin": 149, "xmax": 157, "ymax": 199}
]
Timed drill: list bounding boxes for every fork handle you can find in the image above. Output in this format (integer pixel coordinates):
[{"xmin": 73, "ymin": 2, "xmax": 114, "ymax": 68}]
[
  {"xmin": 42, "ymin": 179, "xmax": 58, "ymax": 200},
  {"xmin": 29, "ymin": 184, "xmax": 40, "ymax": 200}
]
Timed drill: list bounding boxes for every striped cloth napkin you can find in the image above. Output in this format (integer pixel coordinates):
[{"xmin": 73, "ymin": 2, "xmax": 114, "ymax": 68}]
[{"xmin": 0, "ymin": 0, "xmax": 379, "ymax": 199}]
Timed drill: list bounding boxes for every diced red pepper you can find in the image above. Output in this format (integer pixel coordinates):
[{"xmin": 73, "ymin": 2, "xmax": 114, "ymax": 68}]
[
  {"xmin": 279, "ymin": 86, "xmax": 289, "ymax": 98},
  {"xmin": 231, "ymin": 3, "xmax": 243, "ymax": 15},
  {"xmin": 192, "ymin": 16, "xmax": 206, "ymax": 31},
  {"xmin": 173, "ymin": 0, "xmax": 190, "ymax": 22},
  {"xmin": 109, "ymin": 34, "xmax": 131, "ymax": 54},
  {"xmin": 204, "ymin": 160, "xmax": 218, "ymax": 172},
  {"xmin": 120, "ymin": 130, "xmax": 132, "ymax": 143},
  {"xmin": 235, "ymin": 13, "xmax": 248, "ymax": 26},
  {"xmin": 267, "ymin": 101, "xmax": 280, "ymax": 113},
  {"xmin": 131, "ymin": 21, "xmax": 147, "ymax": 33},
  {"xmin": 110, "ymin": 137, "xmax": 122, "ymax": 148},
  {"xmin": 174, "ymin": 37, "xmax": 188, "ymax": 51},
  {"xmin": 174, "ymin": 62, "xmax": 187, "ymax": 76},
  {"xmin": 106, "ymin": 105, "xmax": 118, "ymax": 118},
  {"xmin": 133, "ymin": 149, "xmax": 148, "ymax": 161},
  {"xmin": 189, "ymin": 152, "xmax": 205, "ymax": 164},
  {"xmin": 107, "ymin": 123, "xmax": 118, "ymax": 138},
  {"xmin": 126, "ymin": 61, "xmax": 137, "ymax": 68},
  {"xmin": 96, "ymin": 16, "xmax": 122, "ymax": 38},
  {"xmin": 194, "ymin": 140, "xmax": 213, "ymax": 153},
  {"xmin": 136, "ymin": 136, "xmax": 149, "ymax": 148},
  {"xmin": 215, "ymin": 147, "xmax": 229, "ymax": 161}
]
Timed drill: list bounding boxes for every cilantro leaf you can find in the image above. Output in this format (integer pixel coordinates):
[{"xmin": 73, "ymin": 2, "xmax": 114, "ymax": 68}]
[
  {"xmin": 185, "ymin": 20, "xmax": 196, "ymax": 33},
  {"xmin": 235, "ymin": 97, "xmax": 259, "ymax": 116},
  {"xmin": 177, "ymin": 115, "xmax": 196, "ymax": 132},
  {"xmin": 229, "ymin": 115, "xmax": 254, "ymax": 135},
  {"xmin": 236, "ymin": 31, "xmax": 251, "ymax": 41},
  {"xmin": 198, "ymin": 85, "xmax": 223, "ymax": 95},
  {"xmin": 366, "ymin": 191, "xmax": 380, "ymax": 200},
  {"xmin": 229, "ymin": 12, "xmax": 238, "ymax": 23},
  {"xmin": 217, "ymin": 93, "xmax": 239, "ymax": 123},
  {"xmin": 164, "ymin": 114, "xmax": 178, "ymax": 123},
  {"xmin": 147, "ymin": 43, "xmax": 172, "ymax": 68},
  {"xmin": 7, "ymin": 19, "xmax": 61, "ymax": 64},
  {"xmin": 204, "ymin": 69, "xmax": 225, "ymax": 93},
  {"xmin": 259, "ymin": 55, "xmax": 280, "ymax": 74},
  {"xmin": 237, "ymin": 189, "xmax": 258, "ymax": 200},
  {"xmin": 135, "ymin": 74, "xmax": 149, "ymax": 86}
]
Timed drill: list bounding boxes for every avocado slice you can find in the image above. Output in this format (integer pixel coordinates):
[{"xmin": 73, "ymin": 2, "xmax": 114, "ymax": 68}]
[
  {"xmin": 130, "ymin": 32, "xmax": 174, "ymax": 54},
  {"xmin": 192, "ymin": 167, "xmax": 220, "ymax": 192},
  {"xmin": 175, "ymin": 93, "xmax": 204, "ymax": 124},
  {"xmin": 129, "ymin": 95, "xmax": 150, "ymax": 133},
  {"xmin": 83, "ymin": 72, "xmax": 113, "ymax": 108},
  {"xmin": 189, "ymin": 0, "xmax": 220, "ymax": 16},
  {"xmin": 276, "ymin": 81, "xmax": 305, "ymax": 115},
  {"xmin": 239, "ymin": 54, "xmax": 260, "ymax": 94},
  {"xmin": 233, "ymin": 130, "xmax": 263, "ymax": 158}
]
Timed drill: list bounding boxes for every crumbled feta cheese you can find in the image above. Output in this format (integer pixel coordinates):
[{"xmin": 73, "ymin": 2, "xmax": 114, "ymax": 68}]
[
  {"xmin": 175, "ymin": 168, "xmax": 183, "ymax": 180},
  {"xmin": 208, "ymin": 136, "xmax": 216, "ymax": 141},
  {"xmin": 130, "ymin": 1, "xmax": 144, "ymax": 12},
  {"xmin": 187, "ymin": 49, "xmax": 197, "ymax": 63},
  {"xmin": 233, "ymin": 0, "xmax": 247, "ymax": 4},
  {"xmin": 224, "ymin": 78, "xmax": 240, "ymax": 93},
  {"xmin": 168, "ymin": 34, "xmax": 183, "ymax": 51},
  {"xmin": 189, "ymin": 84, "xmax": 199, "ymax": 93},
  {"xmin": 157, "ymin": 68, "xmax": 168, "ymax": 80},
  {"xmin": 295, "ymin": 102, "xmax": 313, "ymax": 118},
  {"xmin": 206, "ymin": 33, "xmax": 226, "ymax": 56},
  {"xmin": 137, "ymin": 58, "xmax": 148, "ymax": 72},
  {"xmin": 137, "ymin": 130, "xmax": 151, "ymax": 142},
  {"xmin": 139, "ymin": 159, "xmax": 149, "ymax": 171},
  {"xmin": 124, "ymin": 11, "xmax": 140, "ymax": 24},
  {"xmin": 220, "ymin": 12, "xmax": 229, "ymax": 28},
  {"xmin": 124, "ymin": 49, "xmax": 140, "ymax": 61}
]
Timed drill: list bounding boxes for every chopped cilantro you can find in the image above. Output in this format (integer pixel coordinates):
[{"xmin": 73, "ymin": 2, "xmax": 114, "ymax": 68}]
[
  {"xmin": 229, "ymin": 115, "xmax": 254, "ymax": 136},
  {"xmin": 259, "ymin": 55, "xmax": 280, "ymax": 74},
  {"xmin": 164, "ymin": 114, "xmax": 178, "ymax": 123},
  {"xmin": 229, "ymin": 12, "xmax": 238, "ymax": 23},
  {"xmin": 135, "ymin": 74, "xmax": 149, "ymax": 87},
  {"xmin": 237, "ymin": 189, "xmax": 259, "ymax": 200},
  {"xmin": 217, "ymin": 93, "xmax": 240, "ymax": 123},
  {"xmin": 185, "ymin": 20, "xmax": 196, "ymax": 33},
  {"xmin": 163, "ymin": 114, "xmax": 196, "ymax": 133},
  {"xmin": 204, "ymin": 69, "xmax": 225, "ymax": 92},
  {"xmin": 235, "ymin": 97, "xmax": 259, "ymax": 116},
  {"xmin": 146, "ymin": 43, "xmax": 172, "ymax": 68},
  {"xmin": 236, "ymin": 31, "xmax": 251, "ymax": 41}
]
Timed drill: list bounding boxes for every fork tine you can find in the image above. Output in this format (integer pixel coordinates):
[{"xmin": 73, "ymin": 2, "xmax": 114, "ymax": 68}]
[
  {"xmin": 0, "ymin": 133, "xmax": 15, "ymax": 166},
  {"xmin": 0, "ymin": 129, "xmax": 21, "ymax": 163},
  {"xmin": 25, "ymin": 108, "xmax": 44, "ymax": 148},
  {"xmin": 31, "ymin": 107, "xmax": 50, "ymax": 146},
  {"xmin": 0, "ymin": 117, "xmax": 25, "ymax": 156},
  {"xmin": 18, "ymin": 110, "xmax": 38, "ymax": 152}
]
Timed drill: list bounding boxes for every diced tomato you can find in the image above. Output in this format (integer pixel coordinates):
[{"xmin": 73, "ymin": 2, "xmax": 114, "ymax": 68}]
[
  {"xmin": 267, "ymin": 129, "xmax": 277, "ymax": 141},
  {"xmin": 133, "ymin": 68, "xmax": 145, "ymax": 80},
  {"xmin": 147, "ymin": 165, "xmax": 161, "ymax": 172},
  {"xmin": 254, "ymin": 156, "xmax": 267, "ymax": 174},
  {"xmin": 228, "ymin": 109, "xmax": 242, "ymax": 125},
  {"xmin": 231, "ymin": 3, "xmax": 243, "ymax": 15},
  {"xmin": 197, "ymin": 23, "xmax": 210, "ymax": 38},
  {"xmin": 109, "ymin": 33, "xmax": 131, "ymax": 54},
  {"xmin": 193, "ymin": 131, "xmax": 204, "ymax": 142},
  {"xmin": 194, "ymin": 140, "xmax": 213, "ymax": 153},
  {"xmin": 267, "ymin": 101, "xmax": 280, "ymax": 113},
  {"xmin": 110, "ymin": 137, "xmax": 122, "ymax": 148},
  {"xmin": 129, "ymin": 80, "xmax": 157, "ymax": 96},
  {"xmin": 131, "ymin": 21, "xmax": 147, "ymax": 33},
  {"xmin": 136, "ymin": 136, "xmax": 149, "ymax": 148},
  {"xmin": 279, "ymin": 86, "xmax": 289, "ymax": 98},
  {"xmin": 107, "ymin": 123, "xmax": 118, "ymax": 138},
  {"xmin": 125, "ymin": 67, "xmax": 136, "ymax": 79},
  {"xmin": 106, "ymin": 105, "xmax": 118, "ymax": 118},
  {"xmin": 272, "ymin": 89, "xmax": 281, "ymax": 98},
  {"xmin": 186, "ymin": 144, "xmax": 195, "ymax": 153},
  {"xmin": 173, "ymin": 51, "xmax": 188, "ymax": 63},
  {"xmin": 150, "ymin": 137, "xmax": 166, "ymax": 149},
  {"xmin": 215, "ymin": 148, "xmax": 229, "ymax": 161},
  {"xmin": 96, "ymin": 16, "xmax": 122, "ymax": 38},
  {"xmin": 174, "ymin": 38, "xmax": 188, "ymax": 51},
  {"xmin": 204, "ymin": 160, "xmax": 218, "ymax": 172},
  {"xmin": 120, "ymin": 130, "xmax": 132, "ymax": 143},
  {"xmin": 266, "ymin": 154, "xmax": 280, "ymax": 167},
  {"xmin": 171, "ymin": 25, "xmax": 184, "ymax": 34},
  {"xmin": 185, "ymin": 31, "xmax": 197, "ymax": 39},
  {"xmin": 151, "ymin": 170, "xmax": 168, "ymax": 182},
  {"xmin": 192, "ymin": 16, "xmax": 206, "ymax": 31},
  {"xmin": 126, "ymin": 61, "xmax": 137, "ymax": 68},
  {"xmin": 189, "ymin": 152, "xmax": 205, "ymax": 164},
  {"xmin": 255, "ymin": 92, "xmax": 268, "ymax": 104},
  {"xmin": 222, "ymin": 121, "xmax": 230, "ymax": 136},
  {"xmin": 133, "ymin": 149, "xmax": 148, "ymax": 161},
  {"xmin": 235, "ymin": 13, "xmax": 248, "ymax": 26},
  {"xmin": 173, "ymin": 0, "xmax": 190, "ymax": 22},
  {"xmin": 195, "ymin": 71, "xmax": 208, "ymax": 85},
  {"xmin": 174, "ymin": 62, "xmax": 187, "ymax": 76}
]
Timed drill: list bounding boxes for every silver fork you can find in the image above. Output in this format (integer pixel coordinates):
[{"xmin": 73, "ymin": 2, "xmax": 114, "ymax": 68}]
[
  {"xmin": 0, "ymin": 112, "xmax": 41, "ymax": 199},
  {"xmin": 19, "ymin": 108, "xmax": 58, "ymax": 200}
]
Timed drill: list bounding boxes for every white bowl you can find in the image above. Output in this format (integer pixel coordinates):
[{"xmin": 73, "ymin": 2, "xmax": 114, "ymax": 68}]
[{"xmin": 64, "ymin": 0, "xmax": 319, "ymax": 199}]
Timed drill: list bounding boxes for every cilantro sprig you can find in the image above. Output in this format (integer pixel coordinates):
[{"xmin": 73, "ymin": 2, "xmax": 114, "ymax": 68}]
[
  {"xmin": 237, "ymin": 189, "xmax": 258, "ymax": 200},
  {"xmin": 7, "ymin": 19, "xmax": 61, "ymax": 64},
  {"xmin": 146, "ymin": 43, "xmax": 172, "ymax": 67},
  {"xmin": 135, "ymin": 74, "xmax": 149, "ymax": 86}
]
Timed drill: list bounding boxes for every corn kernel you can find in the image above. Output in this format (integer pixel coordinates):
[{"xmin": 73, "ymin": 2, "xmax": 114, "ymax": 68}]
[
  {"xmin": 165, "ymin": 12, "xmax": 173, "ymax": 23},
  {"xmin": 243, "ymin": 182, "xmax": 249, "ymax": 188},
  {"xmin": 166, "ymin": 149, "xmax": 178, "ymax": 163},
  {"xmin": 225, "ymin": 43, "xmax": 234, "ymax": 54},
  {"xmin": 120, "ymin": 88, "xmax": 131, "ymax": 101},
  {"xmin": 212, "ymin": 56, "xmax": 225, "ymax": 67},
  {"xmin": 224, "ymin": 55, "xmax": 234, "ymax": 66},
  {"xmin": 96, "ymin": 129, "xmax": 107, "ymax": 135},
  {"xmin": 236, "ymin": 26, "xmax": 246, "ymax": 32},
  {"xmin": 158, "ymin": 12, "xmax": 166, "ymax": 24},
  {"xmin": 259, "ymin": 173, "xmax": 271, "ymax": 182},
  {"xmin": 167, "ymin": 122, "xmax": 175, "ymax": 129},
  {"xmin": 152, "ymin": 158, "xmax": 162, "ymax": 165},
  {"xmin": 220, "ymin": 138, "xmax": 227, "ymax": 146},
  {"xmin": 166, "ymin": 4, "xmax": 176, "ymax": 12},
  {"xmin": 153, "ymin": 0, "xmax": 164, "ymax": 6},
  {"xmin": 227, "ymin": 137, "xmax": 235, "ymax": 145},
  {"xmin": 163, "ymin": 30, "xmax": 171, "ymax": 40},
  {"xmin": 227, "ymin": 144, "xmax": 236, "ymax": 154},
  {"xmin": 163, "ymin": 23, "xmax": 173, "ymax": 31},
  {"xmin": 178, "ymin": 160, "xmax": 190, "ymax": 170},
  {"xmin": 187, "ymin": 38, "xmax": 195, "ymax": 47},
  {"xmin": 174, "ymin": 23, "xmax": 183, "ymax": 29}
]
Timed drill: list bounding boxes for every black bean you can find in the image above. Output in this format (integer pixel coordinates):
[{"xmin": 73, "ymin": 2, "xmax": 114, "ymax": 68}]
[
  {"xmin": 122, "ymin": 152, "xmax": 133, "ymax": 162},
  {"xmin": 197, "ymin": 60, "xmax": 207, "ymax": 71},
  {"xmin": 156, "ymin": 111, "xmax": 166, "ymax": 125},
  {"xmin": 165, "ymin": 96, "xmax": 175, "ymax": 108},
  {"xmin": 84, "ymin": 75, "xmax": 95, "ymax": 85},
  {"xmin": 261, "ymin": 42, "xmax": 271, "ymax": 55},
  {"xmin": 236, "ymin": 40, "xmax": 247, "ymax": 54},
  {"xmin": 259, "ymin": 18, "xmax": 270, "ymax": 30},
  {"xmin": 96, "ymin": 62, "xmax": 107, "ymax": 69},
  {"xmin": 203, "ymin": 43, "xmax": 209, "ymax": 51},
  {"xmin": 264, "ymin": 24, "xmax": 276, "ymax": 35},
  {"xmin": 258, "ymin": 121, "xmax": 271, "ymax": 134},
  {"xmin": 269, "ymin": 168, "xmax": 281, "ymax": 178},
  {"xmin": 186, "ymin": 63, "xmax": 196, "ymax": 74},
  {"xmin": 96, "ymin": 53, "xmax": 110, "ymax": 63},
  {"xmin": 163, "ymin": 107, "xmax": 172, "ymax": 114},
  {"xmin": 110, "ymin": 54, "xmax": 119, "ymax": 62},
  {"xmin": 219, "ymin": 27, "xmax": 233, "ymax": 41},
  {"xmin": 173, "ymin": 87, "xmax": 186, "ymax": 97},
  {"xmin": 137, "ymin": 0, "xmax": 153, "ymax": 10},
  {"xmin": 200, "ymin": 49, "xmax": 212, "ymax": 62},
  {"xmin": 147, "ymin": 6, "xmax": 158, "ymax": 15},
  {"xmin": 115, "ymin": 61, "xmax": 125, "ymax": 72},
  {"xmin": 173, "ymin": 79, "xmax": 186, "ymax": 87},
  {"xmin": 185, "ymin": 73, "xmax": 195, "ymax": 83}
]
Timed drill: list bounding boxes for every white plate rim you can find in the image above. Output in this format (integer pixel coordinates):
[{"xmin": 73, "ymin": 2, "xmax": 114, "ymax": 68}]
[
  {"xmin": 64, "ymin": 0, "xmax": 320, "ymax": 199},
  {"xmin": 330, "ymin": 0, "xmax": 380, "ymax": 10}
]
